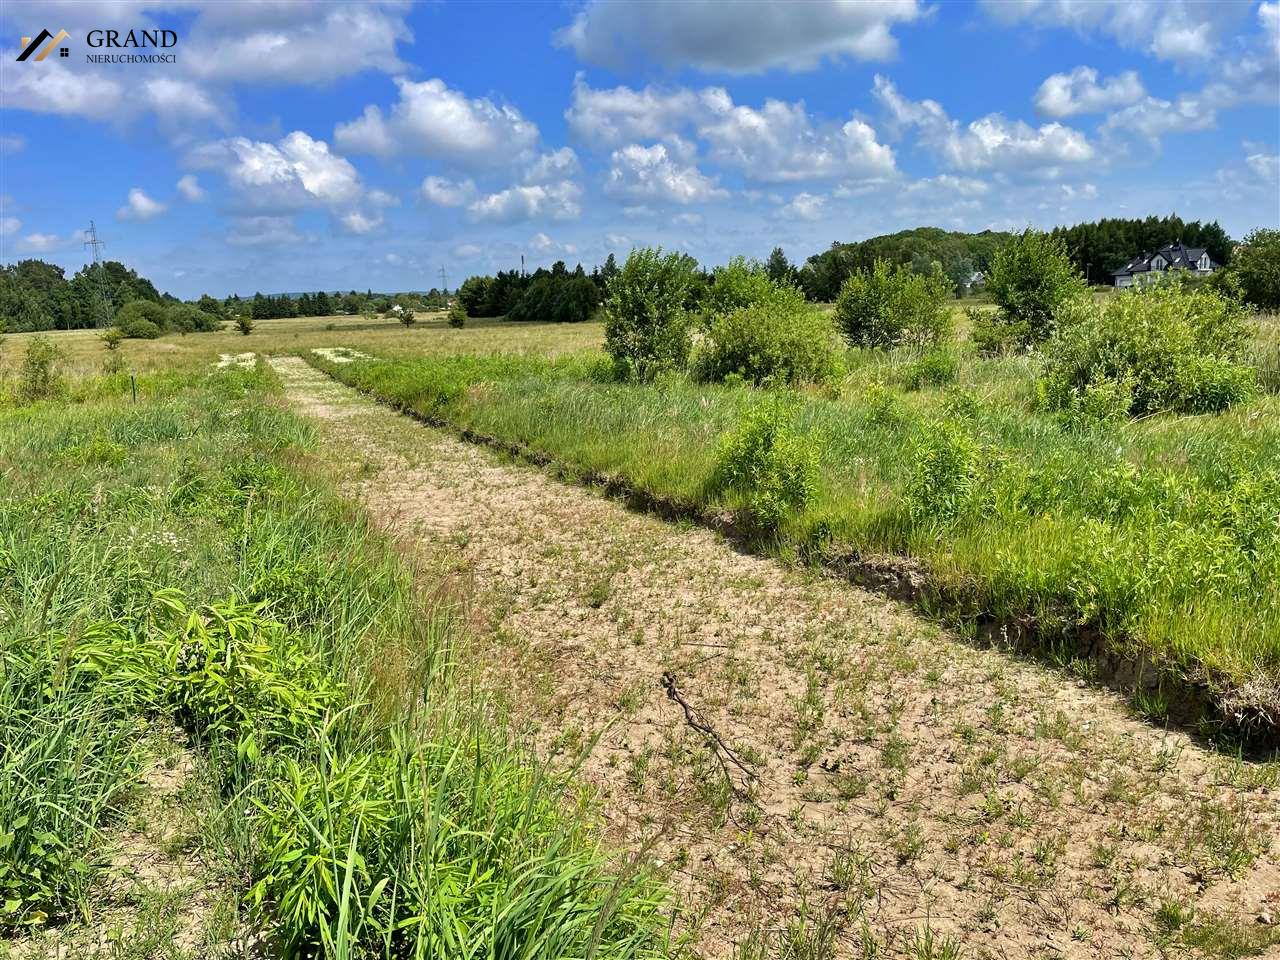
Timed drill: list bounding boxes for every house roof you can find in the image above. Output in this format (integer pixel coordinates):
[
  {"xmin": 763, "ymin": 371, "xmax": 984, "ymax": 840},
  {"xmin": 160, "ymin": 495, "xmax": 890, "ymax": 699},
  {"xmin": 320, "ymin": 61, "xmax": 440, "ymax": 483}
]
[{"xmin": 1112, "ymin": 242, "xmax": 1215, "ymax": 276}]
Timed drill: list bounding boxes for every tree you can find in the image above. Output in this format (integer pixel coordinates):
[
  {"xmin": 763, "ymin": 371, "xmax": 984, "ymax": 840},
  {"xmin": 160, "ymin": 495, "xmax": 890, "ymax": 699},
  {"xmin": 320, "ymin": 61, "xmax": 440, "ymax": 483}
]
[
  {"xmin": 766, "ymin": 247, "xmax": 798, "ymax": 287},
  {"xmin": 602, "ymin": 248, "xmax": 700, "ymax": 379},
  {"xmin": 984, "ymin": 229, "xmax": 1087, "ymax": 345},
  {"xmin": 834, "ymin": 259, "xmax": 953, "ymax": 348},
  {"xmin": 1226, "ymin": 228, "xmax": 1280, "ymax": 309},
  {"xmin": 703, "ymin": 257, "xmax": 777, "ymax": 320}
]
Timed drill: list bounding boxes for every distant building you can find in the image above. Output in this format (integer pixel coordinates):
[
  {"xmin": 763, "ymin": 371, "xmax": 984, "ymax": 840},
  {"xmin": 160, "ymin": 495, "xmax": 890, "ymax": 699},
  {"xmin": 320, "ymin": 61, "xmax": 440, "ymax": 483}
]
[{"xmin": 1112, "ymin": 242, "xmax": 1217, "ymax": 288}]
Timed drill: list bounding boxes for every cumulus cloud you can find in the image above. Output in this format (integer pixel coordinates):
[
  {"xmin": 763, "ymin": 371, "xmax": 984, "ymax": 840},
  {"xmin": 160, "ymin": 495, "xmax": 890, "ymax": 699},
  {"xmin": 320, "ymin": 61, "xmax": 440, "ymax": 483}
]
[
  {"xmin": 420, "ymin": 176, "xmax": 478, "ymax": 207},
  {"xmin": 339, "ymin": 210, "xmax": 383, "ymax": 235},
  {"xmin": 226, "ymin": 215, "xmax": 303, "ymax": 247},
  {"xmin": 874, "ymin": 75, "xmax": 1093, "ymax": 174},
  {"xmin": 777, "ymin": 192, "xmax": 826, "ymax": 221},
  {"xmin": 117, "ymin": 188, "xmax": 167, "ymax": 221},
  {"xmin": 1034, "ymin": 67, "xmax": 1145, "ymax": 117},
  {"xmin": 524, "ymin": 147, "xmax": 581, "ymax": 184},
  {"xmin": 1101, "ymin": 92, "xmax": 1216, "ymax": 145},
  {"xmin": 366, "ymin": 189, "xmax": 399, "ymax": 207},
  {"xmin": 335, "ymin": 78, "xmax": 539, "ymax": 165},
  {"xmin": 468, "ymin": 181, "xmax": 582, "ymax": 223},
  {"xmin": 979, "ymin": 0, "xmax": 1249, "ymax": 64},
  {"xmin": 0, "ymin": 217, "xmax": 20, "ymax": 236},
  {"xmin": 1246, "ymin": 150, "xmax": 1280, "ymax": 183},
  {"xmin": 529, "ymin": 232, "xmax": 578, "ymax": 255},
  {"xmin": 177, "ymin": 174, "xmax": 206, "ymax": 202},
  {"xmin": 568, "ymin": 77, "xmax": 896, "ymax": 183},
  {"xmin": 194, "ymin": 131, "xmax": 362, "ymax": 211},
  {"xmin": 556, "ymin": 0, "xmax": 923, "ymax": 73},
  {"xmin": 452, "ymin": 242, "xmax": 484, "ymax": 259},
  {"xmin": 604, "ymin": 143, "xmax": 728, "ymax": 204}
]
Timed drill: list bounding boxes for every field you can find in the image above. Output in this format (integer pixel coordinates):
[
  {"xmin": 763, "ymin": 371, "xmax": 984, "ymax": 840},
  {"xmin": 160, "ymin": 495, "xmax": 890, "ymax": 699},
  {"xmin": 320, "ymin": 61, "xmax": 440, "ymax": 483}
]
[{"xmin": 2, "ymin": 309, "xmax": 1279, "ymax": 959}]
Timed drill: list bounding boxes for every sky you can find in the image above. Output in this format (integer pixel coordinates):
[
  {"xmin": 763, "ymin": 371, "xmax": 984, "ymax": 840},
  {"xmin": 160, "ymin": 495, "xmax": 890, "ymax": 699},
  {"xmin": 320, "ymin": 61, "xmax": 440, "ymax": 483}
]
[{"xmin": 0, "ymin": 0, "xmax": 1277, "ymax": 299}]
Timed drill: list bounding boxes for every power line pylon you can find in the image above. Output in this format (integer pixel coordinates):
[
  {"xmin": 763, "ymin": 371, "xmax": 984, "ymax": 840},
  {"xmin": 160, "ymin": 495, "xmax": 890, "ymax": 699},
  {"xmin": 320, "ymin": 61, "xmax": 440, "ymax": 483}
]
[{"xmin": 83, "ymin": 220, "xmax": 113, "ymax": 328}]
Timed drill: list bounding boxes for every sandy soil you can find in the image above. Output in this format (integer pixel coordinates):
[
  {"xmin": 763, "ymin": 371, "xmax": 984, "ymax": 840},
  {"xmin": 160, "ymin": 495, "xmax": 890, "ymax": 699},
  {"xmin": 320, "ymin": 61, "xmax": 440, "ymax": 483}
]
[{"xmin": 271, "ymin": 356, "xmax": 1280, "ymax": 960}]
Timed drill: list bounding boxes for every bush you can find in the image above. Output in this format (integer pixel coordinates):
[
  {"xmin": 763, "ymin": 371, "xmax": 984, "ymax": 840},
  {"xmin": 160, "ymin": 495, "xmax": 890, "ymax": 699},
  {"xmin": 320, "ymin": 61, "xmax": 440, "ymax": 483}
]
[
  {"xmin": 17, "ymin": 336, "xmax": 63, "ymax": 402},
  {"xmin": 702, "ymin": 257, "xmax": 778, "ymax": 321},
  {"xmin": 394, "ymin": 304, "xmax": 416, "ymax": 327},
  {"xmin": 448, "ymin": 301, "xmax": 466, "ymax": 328},
  {"xmin": 550, "ymin": 274, "xmax": 600, "ymax": 323},
  {"xmin": 833, "ymin": 259, "xmax": 952, "ymax": 348},
  {"xmin": 115, "ymin": 317, "xmax": 161, "ymax": 340},
  {"xmin": 903, "ymin": 347, "xmax": 959, "ymax": 390},
  {"xmin": 115, "ymin": 299, "xmax": 168, "ymax": 333},
  {"xmin": 235, "ymin": 315, "xmax": 255, "ymax": 336},
  {"xmin": 695, "ymin": 287, "xmax": 843, "ymax": 386},
  {"xmin": 1039, "ymin": 280, "xmax": 1256, "ymax": 417},
  {"xmin": 968, "ymin": 306, "xmax": 1030, "ymax": 356},
  {"xmin": 711, "ymin": 398, "xmax": 819, "ymax": 531},
  {"xmin": 99, "ymin": 327, "xmax": 125, "ymax": 351},
  {"xmin": 904, "ymin": 420, "xmax": 985, "ymax": 526},
  {"xmin": 602, "ymin": 247, "xmax": 699, "ymax": 380},
  {"xmin": 165, "ymin": 302, "xmax": 220, "ymax": 334},
  {"xmin": 984, "ymin": 229, "xmax": 1087, "ymax": 346},
  {"xmin": 1226, "ymin": 228, "xmax": 1280, "ymax": 310}
]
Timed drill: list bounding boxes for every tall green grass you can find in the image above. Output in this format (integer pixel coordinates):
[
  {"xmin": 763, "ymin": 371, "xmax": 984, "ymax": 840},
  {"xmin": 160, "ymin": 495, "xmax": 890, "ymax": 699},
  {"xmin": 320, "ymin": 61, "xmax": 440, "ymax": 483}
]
[
  {"xmin": 315, "ymin": 345, "xmax": 1280, "ymax": 740},
  {"xmin": 0, "ymin": 366, "xmax": 665, "ymax": 955}
]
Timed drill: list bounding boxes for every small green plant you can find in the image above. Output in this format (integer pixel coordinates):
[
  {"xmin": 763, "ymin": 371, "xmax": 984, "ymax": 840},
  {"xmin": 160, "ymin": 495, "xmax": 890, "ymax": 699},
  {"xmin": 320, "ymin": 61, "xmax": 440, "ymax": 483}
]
[
  {"xmin": 234, "ymin": 314, "xmax": 255, "ymax": 336},
  {"xmin": 903, "ymin": 347, "xmax": 959, "ymax": 390},
  {"xmin": 17, "ymin": 335, "xmax": 64, "ymax": 402},
  {"xmin": 695, "ymin": 287, "xmax": 843, "ymax": 386},
  {"xmin": 904, "ymin": 420, "xmax": 984, "ymax": 526},
  {"xmin": 602, "ymin": 247, "xmax": 700, "ymax": 380},
  {"xmin": 711, "ymin": 398, "xmax": 819, "ymax": 532},
  {"xmin": 447, "ymin": 301, "xmax": 467, "ymax": 328},
  {"xmin": 984, "ymin": 229, "xmax": 1087, "ymax": 346},
  {"xmin": 100, "ymin": 327, "xmax": 125, "ymax": 350},
  {"xmin": 1039, "ymin": 280, "xmax": 1256, "ymax": 417},
  {"xmin": 834, "ymin": 259, "xmax": 953, "ymax": 349}
]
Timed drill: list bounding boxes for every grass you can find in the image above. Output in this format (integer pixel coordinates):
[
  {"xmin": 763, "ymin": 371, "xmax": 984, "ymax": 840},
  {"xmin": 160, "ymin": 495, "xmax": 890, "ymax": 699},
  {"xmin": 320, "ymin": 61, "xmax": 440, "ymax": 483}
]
[
  {"xmin": 309, "ymin": 315, "xmax": 1280, "ymax": 742},
  {"xmin": 0, "ymin": 360, "xmax": 666, "ymax": 956}
]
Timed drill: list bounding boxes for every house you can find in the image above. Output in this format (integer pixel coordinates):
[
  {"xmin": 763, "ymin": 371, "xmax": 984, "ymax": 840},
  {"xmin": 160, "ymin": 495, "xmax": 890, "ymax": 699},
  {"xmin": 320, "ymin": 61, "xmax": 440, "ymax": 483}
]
[{"xmin": 1112, "ymin": 242, "xmax": 1217, "ymax": 288}]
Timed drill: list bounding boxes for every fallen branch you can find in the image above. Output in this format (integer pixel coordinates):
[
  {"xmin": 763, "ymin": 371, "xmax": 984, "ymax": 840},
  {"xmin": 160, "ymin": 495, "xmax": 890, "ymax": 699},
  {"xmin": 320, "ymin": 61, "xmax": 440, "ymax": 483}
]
[{"xmin": 661, "ymin": 670, "xmax": 758, "ymax": 797}]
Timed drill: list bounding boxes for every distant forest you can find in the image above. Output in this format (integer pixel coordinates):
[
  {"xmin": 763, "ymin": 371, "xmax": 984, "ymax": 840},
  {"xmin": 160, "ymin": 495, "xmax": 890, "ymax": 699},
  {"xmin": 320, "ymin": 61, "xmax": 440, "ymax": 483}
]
[{"xmin": 0, "ymin": 214, "xmax": 1245, "ymax": 332}]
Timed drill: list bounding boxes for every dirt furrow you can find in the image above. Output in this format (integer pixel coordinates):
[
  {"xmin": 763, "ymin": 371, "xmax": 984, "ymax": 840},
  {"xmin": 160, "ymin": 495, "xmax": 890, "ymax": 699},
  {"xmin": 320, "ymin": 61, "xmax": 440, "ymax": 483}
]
[{"xmin": 272, "ymin": 355, "xmax": 1280, "ymax": 960}]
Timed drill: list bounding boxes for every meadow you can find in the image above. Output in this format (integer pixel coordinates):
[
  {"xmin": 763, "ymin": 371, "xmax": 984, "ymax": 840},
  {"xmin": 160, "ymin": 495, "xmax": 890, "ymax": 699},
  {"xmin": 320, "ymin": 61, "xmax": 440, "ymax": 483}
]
[{"xmin": 2, "ymin": 290, "xmax": 1279, "ymax": 958}]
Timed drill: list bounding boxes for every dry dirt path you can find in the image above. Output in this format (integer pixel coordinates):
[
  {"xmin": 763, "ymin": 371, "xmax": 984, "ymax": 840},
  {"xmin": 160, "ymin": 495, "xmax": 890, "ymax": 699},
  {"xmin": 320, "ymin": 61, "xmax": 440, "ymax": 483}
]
[{"xmin": 272, "ymin": 355, "xmax": 1280, "ymax": 960}]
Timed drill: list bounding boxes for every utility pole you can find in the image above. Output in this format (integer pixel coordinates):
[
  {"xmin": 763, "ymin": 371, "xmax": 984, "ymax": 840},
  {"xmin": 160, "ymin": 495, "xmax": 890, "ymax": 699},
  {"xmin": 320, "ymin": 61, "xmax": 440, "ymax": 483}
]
[
  {"xmin": 83, "ymin": 220, "xmax": 113, "ymax": 328},
  {"xmin": 438, "ymin": 265, "xmax": 448, "ymax": 295}
]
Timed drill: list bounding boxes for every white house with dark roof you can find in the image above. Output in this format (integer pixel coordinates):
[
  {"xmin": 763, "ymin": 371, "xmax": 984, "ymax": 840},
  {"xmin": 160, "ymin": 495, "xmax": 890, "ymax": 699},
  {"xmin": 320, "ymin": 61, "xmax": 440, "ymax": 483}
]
[{"xmin": 1112, "ymin": 242, "xmax": 1217, "ymax": 288}]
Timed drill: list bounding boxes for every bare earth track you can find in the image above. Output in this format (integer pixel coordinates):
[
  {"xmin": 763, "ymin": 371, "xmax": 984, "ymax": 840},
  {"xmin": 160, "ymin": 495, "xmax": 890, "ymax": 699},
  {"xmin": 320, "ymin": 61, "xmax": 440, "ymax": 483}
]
[{"xmin": 272, "ymin": 356, "xmax": 1280, "ymax": 960}]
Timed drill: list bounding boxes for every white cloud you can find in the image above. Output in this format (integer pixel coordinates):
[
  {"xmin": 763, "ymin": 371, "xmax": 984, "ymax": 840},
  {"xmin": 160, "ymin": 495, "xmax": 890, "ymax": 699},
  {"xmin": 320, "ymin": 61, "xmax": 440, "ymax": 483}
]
[
  {"xmin": 335, "ymin": 78, "xmax": 539, "ymax": 165},
  {"xmin": 1034, "ymin": 67, "xmax": 1145, "ymax": 117},
  {"xmin": 226, "ymin": 215, "xmax": 302, "ymax": 247},
  {"xmin": 196, "ymin": 131, "xmax": 362, "ymax": 211},
  {"xmin": 452, "ymin": 243, "xmax": 484, "ymax": 259},
  {"xmin": 874, "ymin": 75, "xmax": 1093, "ymax": 174},
  {"xmin": 778, "ymin": 192, "xmax": 826, "ymax": 221},
  {"xmin": 1101, "ymin": 93, "xmax": 1216, "ymax": 144},
  {"xmin": 1060, "ymin": 182, "xmax": 1099, "ymax": 199},
  {"xmin": 468, "ymin": 181, "xmax": 582, "ymax": 223},
  {"xmin": 117, "ymin": 188, "xmax": 167, "ymax": 221},
  {"xmin": 19, "ymin": 232, "xmax": 76, "ymax": 253},
  {"xmin": 979, "ymin": 0, "xmax": 1249, "ymax": 65},
  {"xmin": 1246, "ymin": 151, "xmax": 1280, "ymax": 183},
  {"xmin": 605, "ymin": 232, "xmax": 632, "ymax": 248},
  {"xmin": 176, "ymin": 174, "xmax": 206, "ymax": 202},
  {"xmin": 699, "ymin": 99, "xmax": 896, "ymax": 182},
  {"xmin": 673, "ymin": 212, "xmax": 703, "ymax": 226},
  {"xmin": 0, "ymin": 62, "xmax": 125, "ymax": 119},
  {"xmin": 525, "ymin": 147, "xmax": 581, "ymax": 184},
  {"xmin": 366, "ymin": 189, "xmax": 399, "ymax": 207},
  {"xmin": 0, "ymin": 136, "xmax": 25, "ymax": 154},
  {"xmin": 183, "ymin": 2, "xmax": 410, "ymax": 86},
  {"xmin": 340, "ymin": 210, "xmax": 383, "ymax": 235},
  {"xmin": 566, "ymin": 76, "xmax": 723, "ymax": 146},
  {"xmin": 0, "ymin": 217, "xmax": 20, "ymax": 237},
  {"xmin": 420, "ymin": 176, "xmax": 477, "ymax": 207},
  {"xmin": 906, "ymin": 175, "xmax": 991, "ymax": 197},
  {"xmin": 557, "ymin": 0, "xmax": 923, "ymax": 73},
  {"xmin": 604, "ymin": 143, "xmax": 727, "ymax": 204},
  {"xmin": 529, "ymin": 232, "xmax": 577, "ymax": 255}
]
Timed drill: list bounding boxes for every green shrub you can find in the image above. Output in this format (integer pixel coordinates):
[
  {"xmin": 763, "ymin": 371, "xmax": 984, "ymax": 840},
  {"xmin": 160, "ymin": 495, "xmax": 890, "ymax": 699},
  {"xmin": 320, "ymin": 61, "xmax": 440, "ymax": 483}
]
[
  {"xmin": 903, "ymin": 347, "xmax": 959, "ymax": 390},
  {"xmin": 235, "ymin": 314, "xmax": 255, "ymax": 336},
  {"xmin": 99, "ymin": 327, "xmax": 125, "ymax": 350},
  {"xmin": 447, "ymin": 301, "xmax": 466, "ymax": 328},
  {"xmin": 834, "ymin": 259, "xmax": 952, "ymax": 348},
  {"xmin": 1039, "ymin": 281, "xmax": 1257, "ymax": 417},
  {"xmin": 702, "ymin": 256, "xmax": 778, "ymax": 321},
  {"xmin": 603, "ymin": 247, "xmax": 700, "ymax": 380},
  {"xmin": 904, "ymin": 420, "xmax": 985, "ymax": 526},
  {"xmin": 1226, "ymin": 227, "xmax": 1280, "ymax": 310},
  {"xmin": 550, "ymin": 274, "xmax": 600, "ymax": 323},
  {"xmin": 116, "ymin": 317, "xmax": 162, "ymax": 340},
  {"xmin": 968, "ymin": 306, "xmax": 1030, "ymax": 355},
  {"xmin": 115, "ymin": 299, "xmax": 168, "ymax": 333},
  {"xmin": 17, "ymin": 336, "xmax": 64, "ymax": 402},
  {"xmin": 166, "ymin": 302, "xmax": 220, "ymax": 334},
  {"xmin": 711, "ymin": 399, "xmax": 819, "ymax": 531},
  {"xmin": 984, "ymin": 229, "xmax": 1087, "ymax": 346},
  {"xmin": 695, "ymin": 287, "xmax": 843, "ymax": 386}
]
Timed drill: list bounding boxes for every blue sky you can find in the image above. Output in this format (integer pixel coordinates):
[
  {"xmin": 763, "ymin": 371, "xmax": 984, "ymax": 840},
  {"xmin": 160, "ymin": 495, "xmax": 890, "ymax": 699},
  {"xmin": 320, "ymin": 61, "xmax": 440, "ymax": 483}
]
[{"xmin": 1, "ymin": 0, "xmax": 1276, "ymax": 299}]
